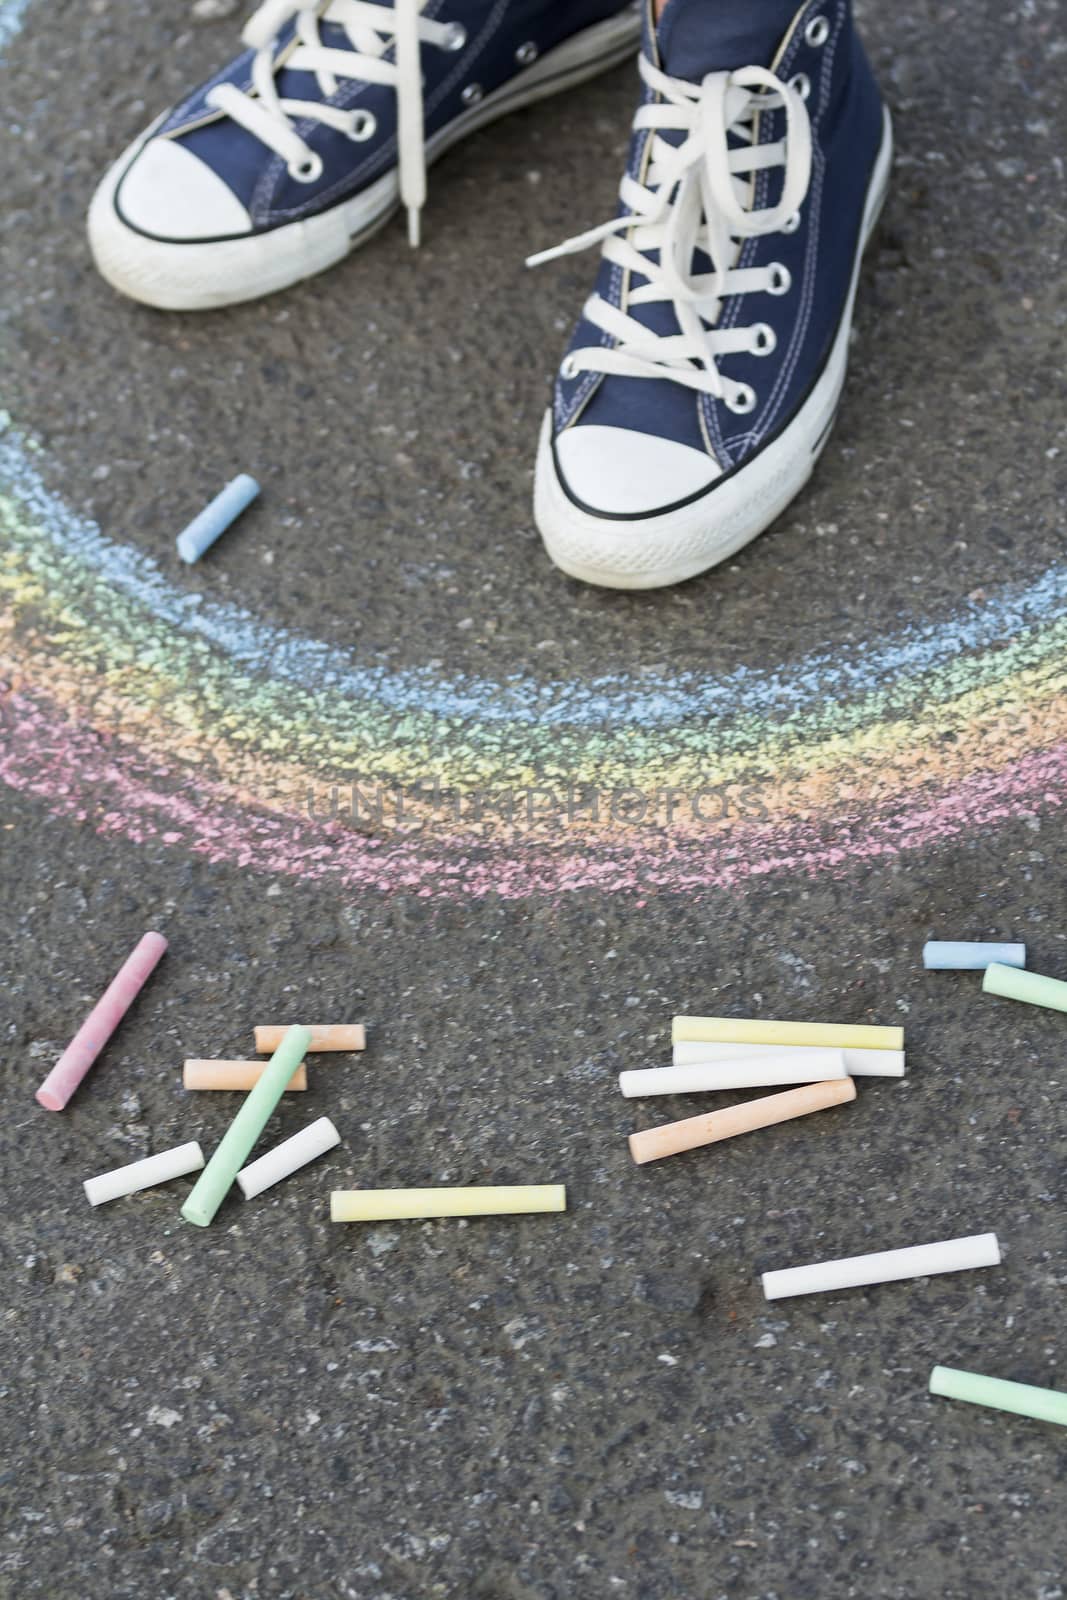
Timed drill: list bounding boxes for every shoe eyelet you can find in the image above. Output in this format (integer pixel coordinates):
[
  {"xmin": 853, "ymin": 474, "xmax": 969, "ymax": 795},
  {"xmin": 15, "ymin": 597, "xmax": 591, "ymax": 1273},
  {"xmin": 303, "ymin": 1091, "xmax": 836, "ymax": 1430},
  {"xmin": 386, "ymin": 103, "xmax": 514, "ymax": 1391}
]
[
  {"xmin": 441, "ymin": 21, "xmax": 467, "ymax": 51},
  {"xmin": 560, "ymin": 354, "xmax": 581, "ymax": 381},
  {"xmin": 461, "ymin": 82, "xmax": 484, "ymax": 106},
  {"xmin": 789, "ymin": 71, "xmax": 811, "ymax": 100},
  {"xmin": 347, "ymin": 110, "xmax": 376, "ymax": 143},
  {"xmin": 287, "ymin": 151, "xmax": 323, "ymax": 183},
  {"xmin": 515, "ymin": 40, "xmax": 539, "ymax": 66},
  {"xmin": 727, "ymin": 384, "xmax": 757, "ymax": 415},
  {"xmin": 781, "ymin": 209, "xmax": 802, "ymax": 235},
  {"xmin": 751, "ymin": 323, "xmax": 777, "ymax": 356},
  {"xmin": 766, "ymin": 262, "xmax": 792, "ymax": 295},
  {"xmin": 804, "ymin": 14, "xmax": 830, "ymax": 47}
]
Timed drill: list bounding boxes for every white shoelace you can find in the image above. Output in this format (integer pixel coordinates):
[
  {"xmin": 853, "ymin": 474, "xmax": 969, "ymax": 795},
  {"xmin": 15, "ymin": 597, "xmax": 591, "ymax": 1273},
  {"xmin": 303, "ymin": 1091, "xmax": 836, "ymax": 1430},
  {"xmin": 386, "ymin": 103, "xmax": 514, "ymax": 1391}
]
[
  {"xmin": 208, "ymin": 0, "xmax": 462, "ymax": 245},
  {"xmin": 528, "ymin": 53, "xmax": 813, "ymax": 416}
]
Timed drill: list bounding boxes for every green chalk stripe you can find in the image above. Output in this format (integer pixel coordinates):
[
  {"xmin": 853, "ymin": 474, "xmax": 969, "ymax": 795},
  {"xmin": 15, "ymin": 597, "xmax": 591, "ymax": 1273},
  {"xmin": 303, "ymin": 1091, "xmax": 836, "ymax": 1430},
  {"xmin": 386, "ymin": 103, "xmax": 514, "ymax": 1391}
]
[
  {"xmin": 983, "ymin": 961, "xmax": 1067, "ymax": 1014},
  {"xmin": 930, "ymin": 1365, "xmax": 1067, "ymax": 1428},
  {"xmin": 181, "ymin": 1024, "xmax": 312, "ymax": 1227}
]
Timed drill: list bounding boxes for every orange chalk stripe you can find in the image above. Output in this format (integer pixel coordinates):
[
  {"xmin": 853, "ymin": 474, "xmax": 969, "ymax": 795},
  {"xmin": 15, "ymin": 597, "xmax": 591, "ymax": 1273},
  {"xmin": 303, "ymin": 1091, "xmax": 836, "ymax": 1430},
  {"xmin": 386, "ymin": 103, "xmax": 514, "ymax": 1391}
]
[
  {"xmin": 184, "ymin": 1059, "xmax": 308, "ymax": 1091},
  {"xmin": 628, "ymin": 1076, "xmax": 857, "ymax": 1165},
  {"xmin": 254, "ymin": 1024, "xmax": 365, "ymax": 1053}
]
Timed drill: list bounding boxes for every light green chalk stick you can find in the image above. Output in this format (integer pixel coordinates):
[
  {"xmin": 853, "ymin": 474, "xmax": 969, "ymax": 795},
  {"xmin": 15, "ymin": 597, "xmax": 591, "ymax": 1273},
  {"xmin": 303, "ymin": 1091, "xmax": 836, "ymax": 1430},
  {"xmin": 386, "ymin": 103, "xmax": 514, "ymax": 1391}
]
[
  {"xmin": 983, "ymin": 962, "xmax": 1067, "ymax": 1014},
  {"xmin": 930, "ymin": 1365, "xmax": 1067, "ymax": 1428},
  {"xmin": 181, "ymin": 1024, "xmax": 312, "ymax": 1227}
]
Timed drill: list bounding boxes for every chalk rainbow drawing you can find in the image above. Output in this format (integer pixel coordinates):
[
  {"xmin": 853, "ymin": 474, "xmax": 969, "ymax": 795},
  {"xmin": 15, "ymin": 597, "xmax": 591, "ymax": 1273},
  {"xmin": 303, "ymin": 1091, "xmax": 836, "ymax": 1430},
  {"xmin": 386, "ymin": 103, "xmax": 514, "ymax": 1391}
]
[
  {"xmin": 0, "ymin": 0, "xmax": 29, "ymax": 49},
  {"xmin": 4, "ymin": 410, "xmax": 1065, "ymax": 899},
  {"xmin": 1, "ymin": 0, "xmax": 1065, "ymax": 899}
]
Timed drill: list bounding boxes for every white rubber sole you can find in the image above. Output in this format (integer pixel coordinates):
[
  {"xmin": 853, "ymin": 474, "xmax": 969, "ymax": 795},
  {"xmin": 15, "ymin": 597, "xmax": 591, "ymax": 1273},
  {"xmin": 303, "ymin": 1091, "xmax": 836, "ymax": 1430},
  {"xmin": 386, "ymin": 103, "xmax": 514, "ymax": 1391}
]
[
  {"xmin": 534, "ymin": 105, "xmax": 894, "ymax": 590},
  {"xmin": 87, "ymin": 5, "xmax": 642, "ymax": 311}
]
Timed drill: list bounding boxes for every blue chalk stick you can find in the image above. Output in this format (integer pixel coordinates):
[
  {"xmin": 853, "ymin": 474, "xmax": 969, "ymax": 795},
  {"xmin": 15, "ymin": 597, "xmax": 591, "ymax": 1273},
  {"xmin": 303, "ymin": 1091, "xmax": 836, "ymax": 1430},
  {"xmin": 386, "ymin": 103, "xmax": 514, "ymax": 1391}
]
[
  {"xmin": 176, "ymin": 474, "xmax": 260, "ymax": 564},
  {"xmin": 923, "ymin": 941, "xmax": 1026, "ymax": 971}
]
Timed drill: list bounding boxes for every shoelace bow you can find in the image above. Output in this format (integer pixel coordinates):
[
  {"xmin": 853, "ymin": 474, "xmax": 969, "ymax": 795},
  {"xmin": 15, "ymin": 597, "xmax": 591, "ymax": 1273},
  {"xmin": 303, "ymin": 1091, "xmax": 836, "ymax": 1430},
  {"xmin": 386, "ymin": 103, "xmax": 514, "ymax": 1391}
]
[
  {"xmin": 528, "ymin": 53, "xmax": 813, "ymax": 414},
  {"xmin": 208, "ymin": 0, "xmax": 458, "ymax": 245}
]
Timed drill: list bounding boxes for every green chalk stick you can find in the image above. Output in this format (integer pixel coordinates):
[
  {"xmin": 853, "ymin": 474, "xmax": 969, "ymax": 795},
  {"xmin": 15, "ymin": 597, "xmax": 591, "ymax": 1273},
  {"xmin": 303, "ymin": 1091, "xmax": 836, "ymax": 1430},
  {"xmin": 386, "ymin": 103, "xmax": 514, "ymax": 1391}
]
[
  {"xmin": 181, "ymin": 1024, "xmax": 312, "ymax": 1227},
  {"xmin": 983, "ymin": 962, "xmax": 1067, "ymax": 1014},
  {"xmin": 930, "ymin": 1365, "xmax": 1067, "ymax": 1428}
]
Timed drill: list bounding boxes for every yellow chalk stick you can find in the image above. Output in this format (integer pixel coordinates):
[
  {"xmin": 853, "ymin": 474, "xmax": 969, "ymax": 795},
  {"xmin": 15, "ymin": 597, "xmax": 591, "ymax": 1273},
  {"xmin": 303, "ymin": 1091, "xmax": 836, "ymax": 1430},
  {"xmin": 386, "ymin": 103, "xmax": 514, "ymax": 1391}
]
[
  {"xmin": 330, "ymin": 1185, "xmax": 566, "ymax": 1222},
  {"xmin": 254, "ymin": 1024, "xmax": 365, "ymax": 1053},
  {"xmin": 184, "ymin": 1059, "xmax": 307, "ymax": 1091},
  {"xmin": 672, "ymin": 1016, "xmax": 903, "ymax": 1050}
]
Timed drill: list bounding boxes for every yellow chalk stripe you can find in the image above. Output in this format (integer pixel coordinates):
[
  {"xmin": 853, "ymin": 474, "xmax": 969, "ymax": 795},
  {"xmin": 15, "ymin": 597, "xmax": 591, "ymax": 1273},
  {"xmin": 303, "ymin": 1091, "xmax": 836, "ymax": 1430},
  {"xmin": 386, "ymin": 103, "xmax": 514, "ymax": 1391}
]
[
  {"xmin": 330, "ymin": 1185, "xmax": 567, "ymax": 1222},
  {"xmin": 672, "ymin": 1017, "xmax": 903, "ymax": 1050}
]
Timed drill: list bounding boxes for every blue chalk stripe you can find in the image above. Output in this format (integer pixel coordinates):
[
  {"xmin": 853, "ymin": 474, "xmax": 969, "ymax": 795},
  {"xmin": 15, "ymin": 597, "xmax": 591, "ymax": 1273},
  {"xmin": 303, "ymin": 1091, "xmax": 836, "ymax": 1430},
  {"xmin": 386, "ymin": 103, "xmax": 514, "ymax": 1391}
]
[
  {"xmin": 176, "ymin": 474, "xmax": 260, "ymax": 564},
  {"xmin": 923, "ymin": 941, "xmax": 1026, "ymax": 971}
]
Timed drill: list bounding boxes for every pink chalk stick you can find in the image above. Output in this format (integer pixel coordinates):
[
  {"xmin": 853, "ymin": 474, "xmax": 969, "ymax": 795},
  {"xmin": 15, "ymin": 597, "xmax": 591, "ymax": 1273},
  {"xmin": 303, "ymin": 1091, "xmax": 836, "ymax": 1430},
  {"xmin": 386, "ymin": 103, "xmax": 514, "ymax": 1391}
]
[{"xmin": 35, "ymin": 932, "xmax": 168, "ymax": 1111}]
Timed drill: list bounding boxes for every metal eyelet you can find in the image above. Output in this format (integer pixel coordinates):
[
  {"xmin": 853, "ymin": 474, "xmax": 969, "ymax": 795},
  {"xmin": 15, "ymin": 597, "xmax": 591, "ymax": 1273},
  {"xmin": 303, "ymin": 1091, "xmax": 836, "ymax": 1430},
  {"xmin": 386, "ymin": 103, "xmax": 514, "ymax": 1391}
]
[
  {"xmin": 751, "ymin": 323, "xmax": 777, "ymax": 356},
  {"xmin": 560, "ymin": 354, "xmax": 580, "ymax": 380},
  {"xmin": 727, "ymin": 385, "xmax": 757, "ymax": 415},
  {"xmin": 515, "ymin": 40, "xmax": 538, "ymax": 66},
  {"xmin": 781, "ymin": 209, "xmax": 802, "ymax": 235},
  {"xmin": 804, "ymin": 14, "xmax": 830, "ymax": 47},
  {"xmin": 461, "ymin": 82, "xmax": 483, "ymax": 106},
  {"xmin": 347, "ymin": 111, "xmax": 376, "ymax": 143},
  {"xmin": 766, "ymin": 262, "xmax": 792, "ymax": 295},
  {"xmin": 288, "ymin": 152, "xmax": 323, "ymax": 183},
  {"xmin": 789, "ymin": 71, "xmax": 812, "ymax": 100},
  {"xmin": 441, "ymin": 21, "xmax": 467, "ymax": 51}
]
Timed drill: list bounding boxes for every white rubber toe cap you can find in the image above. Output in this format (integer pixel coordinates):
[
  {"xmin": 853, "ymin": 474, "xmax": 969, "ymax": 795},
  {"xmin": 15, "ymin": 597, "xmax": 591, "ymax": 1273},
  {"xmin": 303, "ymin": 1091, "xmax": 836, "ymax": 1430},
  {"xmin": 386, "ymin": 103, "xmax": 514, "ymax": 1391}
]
[
  {"xmin": 554, "ymin": 424, "xmax": 720, "ymax": 516},
  {"xmin": 115, "ymin": 138, "xmax": 253, "ymax": 241}
]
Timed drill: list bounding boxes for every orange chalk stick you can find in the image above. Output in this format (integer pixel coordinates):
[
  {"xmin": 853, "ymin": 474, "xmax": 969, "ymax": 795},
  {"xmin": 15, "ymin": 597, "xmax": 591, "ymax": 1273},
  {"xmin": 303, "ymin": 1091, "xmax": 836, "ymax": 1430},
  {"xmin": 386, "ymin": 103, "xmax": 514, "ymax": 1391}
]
[
  {"xmin": 184, "ymin": 1059, "xmax": 308, "ymax": 1091},
  {"xmin": 254, "ymin": 1024, "xmax": 365, "ymax": 1053},
  {"xmin": 628, "ymin": 1076, "xmax": 857, "ymax": 1165}
]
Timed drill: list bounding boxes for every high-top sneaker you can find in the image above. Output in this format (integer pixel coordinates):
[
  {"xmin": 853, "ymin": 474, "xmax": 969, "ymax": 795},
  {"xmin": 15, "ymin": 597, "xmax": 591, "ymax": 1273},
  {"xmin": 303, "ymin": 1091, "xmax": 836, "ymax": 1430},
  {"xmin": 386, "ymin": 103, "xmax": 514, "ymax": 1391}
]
[
  {"xmin": 531, "ymin": 0, "xmax": 890, "ymax": 588},
  {"xmin": 88, "ymin": 0, "xmax": 641, "ymax": 310}
]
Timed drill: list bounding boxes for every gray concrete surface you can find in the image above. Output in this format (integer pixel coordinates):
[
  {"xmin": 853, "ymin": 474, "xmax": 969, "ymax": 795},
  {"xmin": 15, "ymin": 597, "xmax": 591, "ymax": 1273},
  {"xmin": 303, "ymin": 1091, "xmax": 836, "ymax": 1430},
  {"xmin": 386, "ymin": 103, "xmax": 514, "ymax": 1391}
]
[{"xmin": 3, "ymin": 0, "xmax": 1067, "ymax": 1596}]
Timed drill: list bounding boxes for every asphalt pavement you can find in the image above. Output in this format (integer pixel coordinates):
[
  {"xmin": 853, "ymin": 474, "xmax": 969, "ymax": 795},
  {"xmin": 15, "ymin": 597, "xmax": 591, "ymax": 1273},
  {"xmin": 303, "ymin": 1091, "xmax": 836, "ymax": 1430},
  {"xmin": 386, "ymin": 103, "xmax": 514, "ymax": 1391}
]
[{"xmin": 3, "ymin": 1, "xmax": 1067, "ymax": 1595}]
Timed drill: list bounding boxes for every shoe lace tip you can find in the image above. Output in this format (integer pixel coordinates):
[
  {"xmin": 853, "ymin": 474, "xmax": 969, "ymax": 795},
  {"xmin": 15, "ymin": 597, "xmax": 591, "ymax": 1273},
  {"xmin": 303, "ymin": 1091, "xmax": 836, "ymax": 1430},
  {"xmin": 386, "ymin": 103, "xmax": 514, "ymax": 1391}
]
[{"xmin": 407, "ymin": 207, "xmax": 421, "ymax": 249}]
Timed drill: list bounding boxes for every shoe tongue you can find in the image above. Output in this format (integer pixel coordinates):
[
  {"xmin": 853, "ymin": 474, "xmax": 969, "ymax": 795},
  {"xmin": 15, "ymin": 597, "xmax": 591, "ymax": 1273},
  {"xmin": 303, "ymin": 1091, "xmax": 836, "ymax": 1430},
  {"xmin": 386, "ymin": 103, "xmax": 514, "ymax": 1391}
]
[{"xmin": 656, "ymin": 0, "xmax": 796, "ymax": 80}]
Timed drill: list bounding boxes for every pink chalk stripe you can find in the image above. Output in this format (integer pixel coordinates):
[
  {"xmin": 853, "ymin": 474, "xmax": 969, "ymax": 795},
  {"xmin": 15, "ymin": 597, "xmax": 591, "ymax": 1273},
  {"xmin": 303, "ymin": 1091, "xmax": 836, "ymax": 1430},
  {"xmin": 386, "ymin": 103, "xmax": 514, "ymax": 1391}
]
[
  {"xmin": 35, "ymin": 931, "xmax": 168, "ymax": 1110},
  {"xmin": 1, "ymin": 684, "xmax": 1065, "ymax": 901}
]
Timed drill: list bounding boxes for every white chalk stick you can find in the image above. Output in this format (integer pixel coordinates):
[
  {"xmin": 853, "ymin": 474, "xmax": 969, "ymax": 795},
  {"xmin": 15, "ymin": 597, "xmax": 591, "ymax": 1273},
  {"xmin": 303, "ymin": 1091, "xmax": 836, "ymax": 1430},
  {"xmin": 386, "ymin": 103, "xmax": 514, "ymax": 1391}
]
[
  {"xmin": 620, "ymin": 1049, "xmax": 847, "ymax": 1097},
  {"xmin": 762, "ymin": 1231, "xmax": 1001, "ymax": 1300},
  {"xmin": 236, "ymin": 1116, "xmax": 340, "ymax": 1200},
  {"xmin": 924, "ymin": 940, "xmax": 1025, "ymax": 970},
  {"xmin": 84, "ymin": 1140, "xmax": 205, "ymax": 1206},
  {"xmin": 671, "ymin": 1040, "xmax": 905, "ymax": 1078}
]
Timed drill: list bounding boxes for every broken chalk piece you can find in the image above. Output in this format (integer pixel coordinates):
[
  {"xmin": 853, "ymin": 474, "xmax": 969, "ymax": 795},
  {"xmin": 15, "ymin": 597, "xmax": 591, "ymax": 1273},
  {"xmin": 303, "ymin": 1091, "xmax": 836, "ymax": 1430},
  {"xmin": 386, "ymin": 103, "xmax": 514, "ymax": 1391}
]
[
  {"xmin": 929, "ymin": 1365, "xmax": 1067, "ymax": 1428},
  {"xmin": 331, "ymin": 1185, "xmax": 567, "ymax": 1222},
  {"xmin": 237, "ymin": 1116, "xmax": 340, "ymax": 1199},
  {"xmin": 983, "ymin": 962, "xmax": 1067, "ymax": 1015},
  {"xmin": 762, "ymin": 1231, "xmax": 1001, "ymax": 1300},
  {"xmin": 181, "ymin": 1024, "xmax": 312, "ymax": 1228},
  {"xmin": 671, "ymin": 1040, "xmax": 905, "ymax": 1078},
  {"xmin": 628, "ymin": 1076, "xmax": 856, "ymax": 1165},
  {"xmin": 620, "ymin": 1048, "xmax": 848, "ymax": 1098},
  {"xmin": 84, "ymin": 1141, "xmax": 205, "ymax": 1206},
  {"xmin": 36, "ymin": 931, "xmax": 169, "ymax": 1111},
  {"xmin": 183, "ymin": 1059, "xmax": 307, "ymax": 1092},
  {"xmin": 254, "ymin": 1024, "xmax": 365, "ymax": 1053},
  {"xmin": 176, "ymin": 474, "xmax": 259, "ymax": 564},
  {"xmin": 924, "ymin": 941, "xmax": 1025, "ymax": 970},
  {"xmin": 671, "ymin": 1016, "xmax": 903, "ymax": 1051}
]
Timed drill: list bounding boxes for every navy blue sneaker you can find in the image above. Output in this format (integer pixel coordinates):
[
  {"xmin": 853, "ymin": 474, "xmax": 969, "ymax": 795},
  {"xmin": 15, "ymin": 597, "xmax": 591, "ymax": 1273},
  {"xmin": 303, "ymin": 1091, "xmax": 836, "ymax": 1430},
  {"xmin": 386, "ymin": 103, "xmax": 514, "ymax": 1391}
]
[
  {"xmin": 531, "ymin": 0, "xmax": 891, "ymax": 588},
  {"xmin": 88, "ymin": 0, "xmax": 641, "ymax": 310}
]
